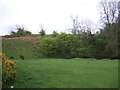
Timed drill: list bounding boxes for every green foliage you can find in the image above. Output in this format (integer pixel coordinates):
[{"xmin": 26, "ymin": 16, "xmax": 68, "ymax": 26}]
[
  {"xmin": 40, "ymin": 33, "xmax": 78, "ymax": 58},
  {"xmin": 57, "ymin": 33, "xmax": 78, "ymax": 57},
  {"xmin": 98, "ymin": 23, "xmax": 119, "ymax": 58},
  {"xmin": 39, "ymin": 33, "xmax": 94, "ymax": 58},
  {"xmin": 39, "ymin": 28, "xmax": 119, "ymax": 59},
  {"xmin": 92, "ymin": 37, "xmax": 107, "ymax": 58},
  {"xmin": 40, "ymin": 37, "xmax": 58, "ymax": 57}
]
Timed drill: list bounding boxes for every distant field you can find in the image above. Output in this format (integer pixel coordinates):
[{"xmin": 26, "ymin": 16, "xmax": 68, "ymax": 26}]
[{"xmin": 3, "ymin": 58, "xmax": 118, "ymax": 88}]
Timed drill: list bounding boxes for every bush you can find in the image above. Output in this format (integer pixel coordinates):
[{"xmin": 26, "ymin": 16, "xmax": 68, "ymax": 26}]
[
  {"xmin": 39, "ymin": 33, "xmax": 99, "ymax": 58},
  {"xmin": 40, "ymin": 38, "xmax": 58, "ymax": 57},
  {"xmin": 0, "ymin": 53, "xmax": 17, "ymax": 83},
  {"xmin": 39, "ymin": 33, "xmax": 81, "ymax": 58},
  {"xmin": 93, "ymin": 37, "xmax": 107, "ymax": 58},
  {"xmin": 57, "ymin": 33, "xmax": 78, "ymax": 57}
]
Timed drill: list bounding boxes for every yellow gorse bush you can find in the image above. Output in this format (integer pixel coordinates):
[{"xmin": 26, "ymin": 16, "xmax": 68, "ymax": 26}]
[{"xmin": 0, "ymin": 53, "xmax": 17, "ymax": 82}]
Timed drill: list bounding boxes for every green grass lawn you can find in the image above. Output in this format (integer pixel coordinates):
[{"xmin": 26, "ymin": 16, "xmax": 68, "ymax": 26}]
[{"xmin": 3, "ymin": 58, "xmax": 118, "ymax": 88}]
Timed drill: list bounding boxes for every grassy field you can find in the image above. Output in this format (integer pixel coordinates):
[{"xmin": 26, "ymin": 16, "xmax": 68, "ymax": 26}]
[
  {"xmin": 3, "ymin": 58, "xmax": 118, "ymax": 88},
  {"xmin": 2, "ymin": 36, "xmax": 118, "ymax": 88}
]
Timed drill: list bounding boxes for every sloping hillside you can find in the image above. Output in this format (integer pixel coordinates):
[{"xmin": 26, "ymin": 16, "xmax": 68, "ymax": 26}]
[{"xmin": 2, "ymin": 36, "xmax": 41, "ymax": 59}]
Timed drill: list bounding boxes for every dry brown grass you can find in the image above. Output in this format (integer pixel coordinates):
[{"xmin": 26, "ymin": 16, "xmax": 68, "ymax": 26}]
[{"xmin": 3, "ymin": 36, "xmax": 41, "ymax": 43}]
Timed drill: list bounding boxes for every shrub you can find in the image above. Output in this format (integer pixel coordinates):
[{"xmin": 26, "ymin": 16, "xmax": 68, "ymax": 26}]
[
  {"xmin": 0, "ymin": 53, "xmax": 17, "ymax": 83},
  {"xmin": 93, "ymin": 37, "xmax": 107, "ymax": 58},
  {"xmin": 39, "ymin": 33, "xmax": 80, "ymax": 58},
  {"xmin": 57, "ymin": 33, "xmax": 78, "ymax": 57},
  {"xmin": 40, "ymin": 33, "xmax": 98, "ymax": 58},
  {"xmin": 40, "ymin": 38, "xmax": 58, "ymax": 57}
]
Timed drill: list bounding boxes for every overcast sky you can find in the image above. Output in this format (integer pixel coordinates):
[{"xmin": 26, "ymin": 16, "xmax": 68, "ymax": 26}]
[{"xmin": 0, "ymin": 0, "xmax": 101, "ymax": 35}]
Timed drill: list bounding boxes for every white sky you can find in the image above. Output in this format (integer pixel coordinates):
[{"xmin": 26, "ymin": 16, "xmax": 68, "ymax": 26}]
[{"xmin": 0, "ymin": 0, "xmax": 100, "ymax": 35}]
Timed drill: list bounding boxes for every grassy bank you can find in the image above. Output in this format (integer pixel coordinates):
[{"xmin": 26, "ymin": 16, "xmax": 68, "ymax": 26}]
[{"xmin": 2, "ymin": 36, "xmax": 41, "ymax": 59}]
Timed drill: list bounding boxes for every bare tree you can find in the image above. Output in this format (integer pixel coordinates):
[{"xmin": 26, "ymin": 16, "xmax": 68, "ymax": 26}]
[
  {"xmin": 39, "ymin": 24, "xmax": 46, "ymax": 36},
  {"xmin": 117, "ymin": 1, "xmax": 120, "ymax": 23},
  {"xmin": 70, "ymin": 16, "xmax": 80, "ymax": 34},
  {"xmin": 70, "ymin": 16, "xmax": 93, "ymax": 34},
  {"xmin": 99, "ymin": 0, "xmax": 119, "ymax": 24}
]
